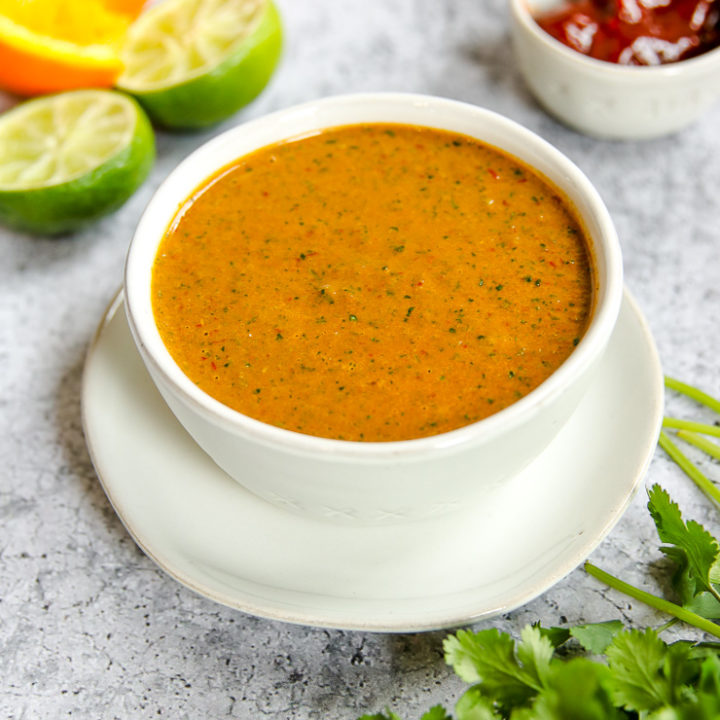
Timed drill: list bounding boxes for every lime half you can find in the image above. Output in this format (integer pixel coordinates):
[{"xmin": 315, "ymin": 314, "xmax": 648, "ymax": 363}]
[
  {"xmin": 117, "ymin": 0, "xmax": 283, "ymax": 129},
  {"xmin": 0, "ymin": 89, "xmax": 154, "ymax": 235}
]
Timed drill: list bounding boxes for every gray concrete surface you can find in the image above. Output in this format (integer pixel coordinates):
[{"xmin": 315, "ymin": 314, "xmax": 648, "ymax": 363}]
[{"xmin": 2, "ymin": 1, "xmax": 720, "ymax": 717}]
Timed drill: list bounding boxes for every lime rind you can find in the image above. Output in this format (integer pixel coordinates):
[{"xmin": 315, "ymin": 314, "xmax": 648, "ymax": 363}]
[
  {"xmin": 117, "ymin": 0, "xmax": 282, "ymax": 129},
  {"xmin": 0, "ymin": 90, "xmax": 155, "ymax": 235}
]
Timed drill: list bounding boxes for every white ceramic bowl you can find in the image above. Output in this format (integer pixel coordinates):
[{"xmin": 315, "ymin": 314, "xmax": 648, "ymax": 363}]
[
  {"xmin": 510, "ymin": 0, "xmax": 720, "ymax": 139},
  {"xmin": 124, "ymin": 93, "xmax": 623, "ymax": 524}
]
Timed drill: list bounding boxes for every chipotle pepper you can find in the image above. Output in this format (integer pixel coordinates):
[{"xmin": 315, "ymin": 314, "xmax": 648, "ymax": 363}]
[{"xmin": 535, "ymin": 0, "xmax": 720, "ymax": 65}]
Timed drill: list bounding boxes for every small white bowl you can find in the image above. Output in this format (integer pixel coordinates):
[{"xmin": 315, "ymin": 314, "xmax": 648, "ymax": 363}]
[
  {"xmin": 510, "ymin": 0, "xmax": 720, "ymax": 139},
  {"xmin": 124, "ymin": 93, "xmax": 623, "ymax": 524}
]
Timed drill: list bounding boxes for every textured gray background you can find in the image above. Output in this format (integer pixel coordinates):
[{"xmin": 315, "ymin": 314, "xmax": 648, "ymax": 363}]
[{"xmin": 2, "ymin": 0, "xmax": 720, "ymax": 717}]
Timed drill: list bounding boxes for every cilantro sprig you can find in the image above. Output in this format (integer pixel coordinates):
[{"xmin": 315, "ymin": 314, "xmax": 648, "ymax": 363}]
[
  {"xmin": 358, "ymin": 378, "xmax": 720, "ymax": 720},
  {"xmin": 360, "ymin": 624, "xmax": 720, "ymax": 719},
  {"xmin": 586, "ymin": 377, "xmax": 720, "ymax": 635}
]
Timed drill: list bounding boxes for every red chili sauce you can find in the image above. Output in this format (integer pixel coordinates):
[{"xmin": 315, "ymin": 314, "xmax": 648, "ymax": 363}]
[{"xmin": 535, "ymin": 0, "xmax": 720, "ymax": 65}]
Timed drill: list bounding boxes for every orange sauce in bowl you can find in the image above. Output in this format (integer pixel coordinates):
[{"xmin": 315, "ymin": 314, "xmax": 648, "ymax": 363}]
[{"xmin": 152, "ymin": 123, "xmax": 594, "ymax": 441}]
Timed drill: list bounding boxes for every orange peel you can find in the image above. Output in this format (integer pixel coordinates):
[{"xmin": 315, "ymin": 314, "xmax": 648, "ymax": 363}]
[{"xmin": 0, "ymin": 0, "xmax": 144, "ymax": 96}]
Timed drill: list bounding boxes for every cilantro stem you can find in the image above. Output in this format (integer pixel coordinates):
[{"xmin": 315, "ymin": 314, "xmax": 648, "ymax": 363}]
[
  {"xmin": 584, "ymin": 562, "xmax": 720, "ymax": 640},
  {"xmin": 665, "ymin": 376, "xmax": 720, "ymax": 414},
  {"xmin": 677, "ymin": 430, "xmax": 720, "ymax": 461},
  {"xmin": 658, "ymin": 431, "xmax": 720, "ymax": 507},
  {"xmin": 663, "ymin": 417, "xmax": 720, "ymax": 438},
  {"xmin": 655, "ymin": 618, "xmax": 679, "ymax": 634}
]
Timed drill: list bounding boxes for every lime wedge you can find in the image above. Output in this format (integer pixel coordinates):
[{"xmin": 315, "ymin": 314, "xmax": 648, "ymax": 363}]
[
  {"xmin": 117, "ymin": 0, "xmax": 283, "ymax": 129},
  {"xmin": 0, "ymin": 89, "xmax": 154, "ymax": 235}
]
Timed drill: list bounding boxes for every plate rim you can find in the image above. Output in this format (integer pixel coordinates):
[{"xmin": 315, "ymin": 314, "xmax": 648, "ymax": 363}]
[{"xmin": 81, "ymin": 287, "xmax": 664, "ymax": 632}]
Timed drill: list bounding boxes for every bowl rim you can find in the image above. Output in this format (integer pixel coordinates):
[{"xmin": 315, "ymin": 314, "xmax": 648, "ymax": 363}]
[
  {"xmin": 124, "ymin": 92, "xmax": 623, "ymax": 460},
  {"xmin": 511, "ymin": 0, "xmax": 720, "ymax": 77}
]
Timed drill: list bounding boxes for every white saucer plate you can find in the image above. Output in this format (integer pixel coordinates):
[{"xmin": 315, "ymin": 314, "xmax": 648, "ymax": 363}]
[{"xmin": 82, "ymin": 289, "xmax": 663, "ymax": 632}]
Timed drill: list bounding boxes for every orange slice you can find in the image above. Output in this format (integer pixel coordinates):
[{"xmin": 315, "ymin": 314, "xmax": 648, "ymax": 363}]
[
  {"xmin": 0, "ymin": 0, "xmax": 144, "ymax": 96},
  {"xmin": 104, "ymin": 0, "xmax": 147, "ymax": 14}
]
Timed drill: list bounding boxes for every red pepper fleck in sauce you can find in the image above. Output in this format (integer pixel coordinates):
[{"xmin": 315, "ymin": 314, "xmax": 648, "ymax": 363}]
[{"xmin": 535, "ymin": 0, "xmax": 720, "ymax": 65}]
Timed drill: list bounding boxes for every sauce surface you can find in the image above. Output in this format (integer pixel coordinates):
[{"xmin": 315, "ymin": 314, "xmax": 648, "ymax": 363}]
[
  {"xmin": 152, "ymin": 124, "xmax": 594, "ymax": 442},
  {"xmin": 535, "ymin": 0, "xmax": 720, "ymax": 65}
]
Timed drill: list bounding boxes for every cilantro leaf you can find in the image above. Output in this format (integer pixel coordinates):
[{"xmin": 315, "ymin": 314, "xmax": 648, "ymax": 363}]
[
  {"xmin": 516, "ymin": 626, "xmax": 555, "ymax": 689},
  {"xmin": 420, "ymin": 706, "xmax": 452, "ymax": 720},
  {"xmin": 605, "ymin": 628, "xmax": 680, "ymax": 711},
  {"xmin": 644, "ymin": 657, "xmax": 720, "ymax": 719},
  {"xmin": 528, "ymin": 658, "xmax": 621, "ymax": 720},
  {"xmin": 647, "ymin": 485, "xmax": 720, "ymax": 610},
  {"xmin": 698, "ymin": 653, "xmax": 720, "ymax": 696},
  {"xmin": 358, "ymin": 705, "xmax": 451, "ymax": 720},
  {"xmin": 710, "ymin": 558, "xmax": 720, "ymax": 586},
  {"xmin": 688, "ymin": 641, "xmax": 720, "ymax": 657},
  {"xmin": 683, "ymin": 591, "xmax": 720, "ymax": 620},
  {"xmin": 534, "ymin": 624, "xmax": 570, "ymax": 649},
  {"xmin": 662, "ymin": 641, "xmax": 696, "ymax": 694},
  {"xmin": 570, "ymin": 621, "xmax": 625, "ymax": 654},
  {"xmin": 455, "ymin": 687, "xmax": 501, "ymax": 720},
  {"xmin": 506, "ymin": 709, "xmax": 536, "ymax": 719},
  {"xmin": 443, "ymin": 628, "xmax": 540, "ymax": 709},
  {"xmin": 444, "ymin": 630, "xmax": 487, "ymax": 684}
]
